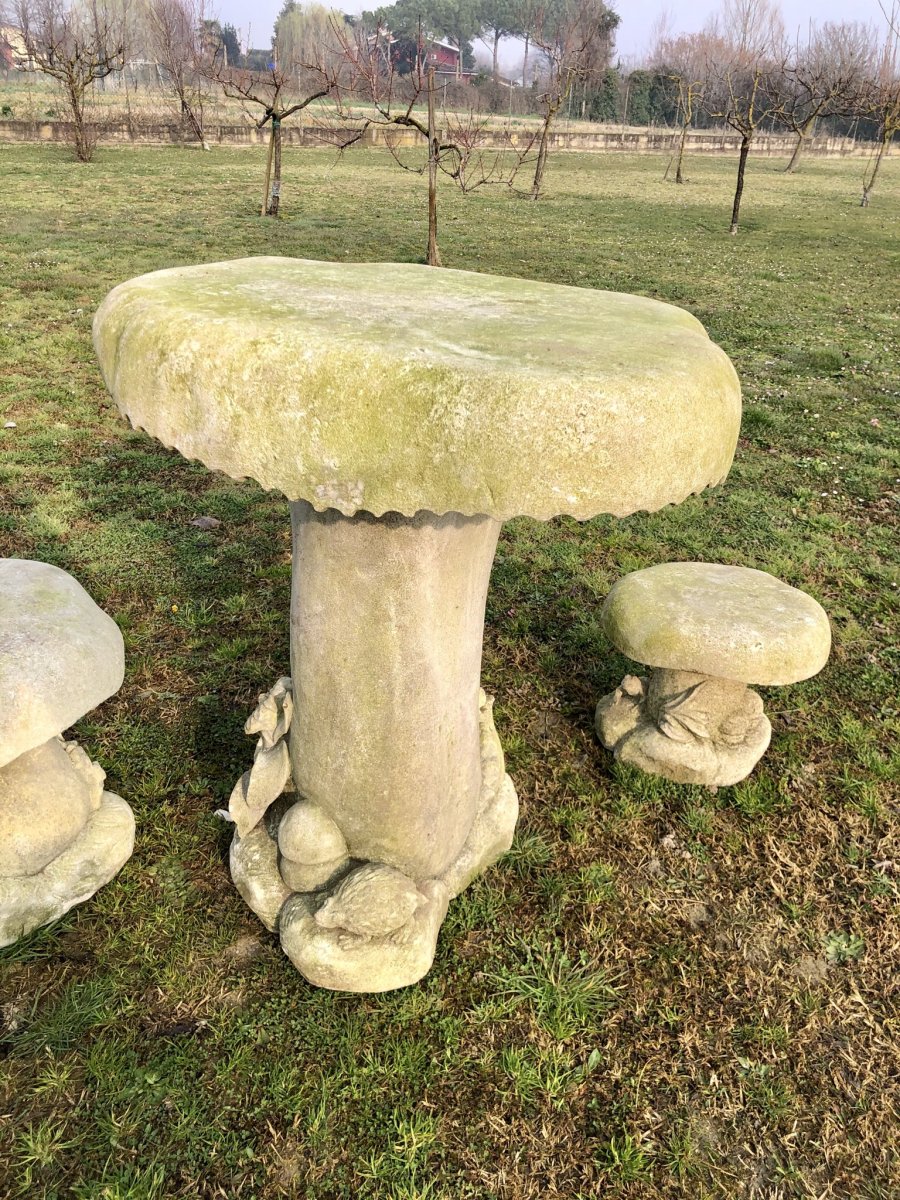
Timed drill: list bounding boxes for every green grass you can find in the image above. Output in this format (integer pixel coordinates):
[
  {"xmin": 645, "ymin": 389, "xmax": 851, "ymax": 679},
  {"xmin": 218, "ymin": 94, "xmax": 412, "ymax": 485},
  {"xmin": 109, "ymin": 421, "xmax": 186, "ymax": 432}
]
[{"xmin": 0, "ymin": 143, "xmax": 898, "ymax": 1199}]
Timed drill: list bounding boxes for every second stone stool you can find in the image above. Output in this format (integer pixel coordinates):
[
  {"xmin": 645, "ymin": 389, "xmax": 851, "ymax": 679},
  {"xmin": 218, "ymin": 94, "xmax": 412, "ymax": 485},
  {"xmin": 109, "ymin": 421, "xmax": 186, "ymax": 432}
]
[{"xmin": 595, "ymin": 562, "xmax": 831, "ymax": 787}]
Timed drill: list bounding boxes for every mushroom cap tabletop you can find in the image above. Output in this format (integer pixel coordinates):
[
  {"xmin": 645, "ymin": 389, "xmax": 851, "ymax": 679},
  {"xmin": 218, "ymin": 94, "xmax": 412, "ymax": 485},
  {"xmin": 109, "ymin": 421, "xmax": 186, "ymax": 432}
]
[
  {"xmin": 94, "ymin": 258, "xmax": 741, "ymax": 522},
  {"xmin": 0, "ymin": 560, "xmax": 125, "ymax": 769},
  {"xmin": 601, "ymin": 562, "xmax": 831, "ymax": 686}
]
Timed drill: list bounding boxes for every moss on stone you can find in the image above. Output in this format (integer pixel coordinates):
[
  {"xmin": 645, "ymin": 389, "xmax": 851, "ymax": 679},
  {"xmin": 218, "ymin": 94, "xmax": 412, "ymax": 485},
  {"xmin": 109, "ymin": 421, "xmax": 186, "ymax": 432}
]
[
  {"xmin": 601, "ymin": 562, "xmax": 832, "ymax": 685},
  {"xmin": 0, "ymin": 560, "xmax": 125, "ymax": 769},
  {"xmin": 94, "ymin": 257, "xmax": 742, "ymax": 521}
]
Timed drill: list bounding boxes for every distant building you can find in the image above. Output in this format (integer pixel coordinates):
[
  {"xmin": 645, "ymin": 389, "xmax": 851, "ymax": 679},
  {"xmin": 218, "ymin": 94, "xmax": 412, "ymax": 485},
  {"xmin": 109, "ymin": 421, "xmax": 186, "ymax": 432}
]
[
  {"xmin": 422, "ymin": 38, "xmax": 460, "ymax": 74},
  {"xmin": 0, "ymin": 25, "xmax": 27, "ymax": 71},
  {"xmin": 369, "ymin": 30, "xmax": 476, "ymax": 82}
]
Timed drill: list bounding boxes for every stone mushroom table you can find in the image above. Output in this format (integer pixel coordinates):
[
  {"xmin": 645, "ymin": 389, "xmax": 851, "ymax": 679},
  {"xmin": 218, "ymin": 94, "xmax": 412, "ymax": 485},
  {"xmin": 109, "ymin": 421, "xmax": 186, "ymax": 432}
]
[
  {"xmin": 93, "ymin": 257, "xmax": 742, "ymax": 991},
  {"xmin": 596, "ymin": 562, "xmax": 832, "ymax": 787},
  {"xmin": 0, "ymin": 559, "xmax": 135, "ymax": 947}
]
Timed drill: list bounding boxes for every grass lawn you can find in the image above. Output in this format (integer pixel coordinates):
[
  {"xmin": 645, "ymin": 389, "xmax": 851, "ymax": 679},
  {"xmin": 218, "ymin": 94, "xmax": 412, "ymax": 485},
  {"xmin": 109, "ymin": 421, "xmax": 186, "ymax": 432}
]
[{"xmin": 0, "ymin": 143, "xmax": 898, "ymax": 1199}]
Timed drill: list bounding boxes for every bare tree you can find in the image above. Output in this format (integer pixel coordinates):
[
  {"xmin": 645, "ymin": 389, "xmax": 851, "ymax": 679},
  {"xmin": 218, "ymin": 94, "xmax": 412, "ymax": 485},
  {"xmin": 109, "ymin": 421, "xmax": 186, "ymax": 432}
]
[
  {"xmin": 330, "ymin": 19, "xmax": 534, "ymax": 264},
  {"xmin": 703, "ymin": 0, "xmax": 786, "ymax": 233},
  {"xmin": 653, "ymin": 32, "xmax": 710, "ymax": 183},
  {"xmin": 273, "ymin": 1, "xmax": 335, "ymax": 82},
  {"xmin": 528, "ymin": 0, "xmax": 617, "ymax": 199},
  {"xmin": 146, "ymin": 0, "xmax": 213, "ymax": 147},
  {"xmin": 208, "ymin": 40, "xmax": 337, "ymax": 215},
  {"xmin": 859, "ymin": 1, "xmax": 900, "ymax": 206},
  {"xmin": 779, "ymin": 21, "xmax": 870, "ymax": 172},
  {"xmin": 16, "ymin": 0, "xmax": 127, "ymax": 161}
]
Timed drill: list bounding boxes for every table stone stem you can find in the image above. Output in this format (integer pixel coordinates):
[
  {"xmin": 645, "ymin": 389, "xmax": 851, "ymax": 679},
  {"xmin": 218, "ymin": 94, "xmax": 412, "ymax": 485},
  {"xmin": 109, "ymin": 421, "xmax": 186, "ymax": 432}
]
[{"xmin": 288, "ymin": 501, "xmax": 501, "ymax": 881}]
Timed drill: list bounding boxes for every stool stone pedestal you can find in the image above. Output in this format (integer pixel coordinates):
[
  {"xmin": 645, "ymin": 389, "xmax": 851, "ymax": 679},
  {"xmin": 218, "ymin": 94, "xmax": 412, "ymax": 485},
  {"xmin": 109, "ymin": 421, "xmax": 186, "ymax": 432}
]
[
  {"xmin": 596, "ymin": 562, "xmax": 832, "ymax": 787},
  {"xmin": 0, "ymin": 560, "xmax": 135, "ymax": 947}
]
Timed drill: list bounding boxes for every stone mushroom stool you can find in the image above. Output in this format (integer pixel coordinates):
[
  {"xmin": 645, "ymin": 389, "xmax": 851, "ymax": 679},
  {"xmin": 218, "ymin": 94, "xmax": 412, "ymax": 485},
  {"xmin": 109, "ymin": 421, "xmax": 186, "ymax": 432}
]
[
  {"xmin": 0, "ymin": 560, "xmax": 135, "ymax": 947},
  {"xmin": 93, "ymin": 257, "xmax": 741, "ymax": 992},
  {"xmin": 595, "ymin": 562, "xmax": 832, "ymax": 787}
]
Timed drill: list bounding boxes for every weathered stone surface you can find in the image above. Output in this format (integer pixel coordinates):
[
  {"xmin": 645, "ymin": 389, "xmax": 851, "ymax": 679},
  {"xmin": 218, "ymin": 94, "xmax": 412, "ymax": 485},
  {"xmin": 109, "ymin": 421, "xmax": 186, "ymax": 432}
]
[
  {"xmin": 597, "ymin": 669, "xmax": 772, "ymax": 787},
  {"xmin": 279, "ymin": 855, "xmax": 348, "ymax": 894},
  {"xmin": 277, "ymin": 800, "xmax": 349, "ymax": 892},
  {"xmin": 64, "ymin": 741, "xmax": 106, "ymax": 810},
  {"xmin": 288, "ymin": 503, "xmax": 501, "ymax": 881},
  {"xmin": 315, "ymin": 863, "xmax": 424, "ymax": 937},
  {"xmin": 440, "ymin": 693, "xmax": 518, "ymax": 897},
  {"xmin": 230, "ymin": 693, "xmax": 518, "ymax": 986},
  {"xmin": 277, "ymin": 800, "xmax": 348, "ymax": 865},
  {"xmin": 228, "ymin": 678, "xmax": 295, "ymax": 836},
  {"xmin": 441, "ymin": 773, "xmax": 518, "ymax": 896},
  {"xmin": 96, "ymin": 260, "xmax": 745, "ymax": 990},
  {"xmin": 0, "ymin": 738, "xmax": 97, "ymax": 877},
  {"xmin": 279, "ymin": 879, "xmax": 450, "ymax": 993},
  {"xmin": 0, "ymin": 559, "xmax": 125, "ymax": 769},
  {"xmin": 0, "ymin": 561, "xmax": 133, "ymax": 947},
  {"xmin": 245, "ymin": 677, "xmax": 293, "ymax": 750},
  {"xmin": 229, "ymin": 796, "xmax": 294, "ymax": 931},
  {"xmin": 228, "ymin": 739, "xmax": 291, "ymax": 838},
  {"xmin": 93, "ymin": 257, "xmax": 741, "ymax": 522},
  {"xmin": 0, "ymin": 791, "xmax": 135, "ymax": 948},
  {"xmin": 601, "ymin": 562, "xmax": 831, "ymax": 686},
  {"xmin": 595, "ymin": 673, "xmax": 645, "ymax": 750}
]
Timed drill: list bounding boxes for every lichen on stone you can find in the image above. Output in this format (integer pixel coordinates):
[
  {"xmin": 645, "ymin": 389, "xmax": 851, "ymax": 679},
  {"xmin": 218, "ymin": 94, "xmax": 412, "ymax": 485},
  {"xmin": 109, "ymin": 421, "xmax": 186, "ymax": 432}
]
[{"xmin": 93, "ymin": 257, "xmax": 742, "ymax": 522}]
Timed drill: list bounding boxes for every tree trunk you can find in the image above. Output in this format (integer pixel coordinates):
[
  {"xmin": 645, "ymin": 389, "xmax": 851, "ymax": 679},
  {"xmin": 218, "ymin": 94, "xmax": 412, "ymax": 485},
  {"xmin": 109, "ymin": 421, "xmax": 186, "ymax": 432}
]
[
  {"xmin": 522, "ymin": 34, "xmax": 529, "ymax": 87},
  {"xmin": 675, "ymin": 117, "xmax": 689, "ymax": 183},
  {"xmin": 182, "ymin": 93, "xmax": 207, "ymax": 149},
  {"xmin": 730, "ymin": 133, "xmax": 752, "ymax": 234},
  {"xmin": 860, "ymin": 130, "xmax": 890, "ymax": 207},
  {"xmin": 123, "ymin": 62, "xmax": 135, "ymax": 142},
  {"xmin": 67, "ymin": 76, "xmax": 91, "ymax": 163},
  {"xmin": 426, "ymin": 69, "xmax": 442, "ymax": 266},
  {"xmin": 785, "ymin": 116, "xmax": 815, "ymax": 174},
  {"xmin": 261, "ymin": 120, "xmax": 275, "ymax": 216},
  {"xmin": 785, "ymin": 131, "xmax": 804, "ymax": 173},
  {"xmin": 267, "ymin": 116, "xmax": 282, "ymax": 216},
  {"xmin": 492, "ymin": 29, "xmax": 500, "ymax": 82},
  {"xmin": 531, "ymin": 104, "xmax": 556, "ymax": 200}
]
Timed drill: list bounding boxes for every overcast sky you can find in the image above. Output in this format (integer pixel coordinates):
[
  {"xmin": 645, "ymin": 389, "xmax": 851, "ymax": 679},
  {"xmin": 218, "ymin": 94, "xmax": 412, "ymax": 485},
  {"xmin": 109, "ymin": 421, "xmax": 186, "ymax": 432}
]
[
  {"xmin": 612, "ymin": 0, "xmax": 886, "ymax": 60},
  {"xmin": 214, "ymin": 0, "xmax": 888, "ymax": 63}
]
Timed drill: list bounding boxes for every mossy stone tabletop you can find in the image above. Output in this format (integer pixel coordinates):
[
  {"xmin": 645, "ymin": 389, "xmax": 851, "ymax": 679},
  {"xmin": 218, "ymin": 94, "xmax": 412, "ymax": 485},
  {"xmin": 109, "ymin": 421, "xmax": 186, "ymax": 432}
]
[{"xmin": 93, "ymin": 256, "xmax": 741, "ymax": 522}]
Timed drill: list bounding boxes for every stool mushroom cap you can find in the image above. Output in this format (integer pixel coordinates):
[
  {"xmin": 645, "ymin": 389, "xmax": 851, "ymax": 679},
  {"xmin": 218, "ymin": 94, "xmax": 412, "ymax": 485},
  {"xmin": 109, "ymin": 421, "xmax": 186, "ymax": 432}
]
[
  {"xmin": 0, "ymin": 560, "xmax": 125, "ymax": 769},
  {"xmin": 601, "ymin": 562, "xmax": 831, "ymax": 686},
  {"xmin": 93, "ymin": 257, "xmax": 741, "ymax": 522}
]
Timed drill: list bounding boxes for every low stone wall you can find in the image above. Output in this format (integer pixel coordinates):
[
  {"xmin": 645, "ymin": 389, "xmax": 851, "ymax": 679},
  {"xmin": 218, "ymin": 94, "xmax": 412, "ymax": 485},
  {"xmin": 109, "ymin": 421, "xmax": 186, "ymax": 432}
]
[
  {"xmin": 375, "ymin": 126, "xmax": 871, "ymax": 156},
  {"xmin": 0, "ymin": 118, "xmax": 360, "ymax": 147},
  {"xmin": 0, "ymin": 117, "xmax": 872, "ymax": 158},
  {"xmin": 505, "ymin": 128, "xmax": 867, "ymax": 157}
]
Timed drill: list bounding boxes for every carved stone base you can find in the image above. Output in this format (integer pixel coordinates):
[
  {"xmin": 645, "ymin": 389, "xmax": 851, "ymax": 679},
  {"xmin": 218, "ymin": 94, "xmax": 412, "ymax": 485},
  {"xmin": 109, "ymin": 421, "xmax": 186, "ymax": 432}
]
[
  {"xmin": 439, "ymin": 694, "xmax": 519, "ymax": 898},
  {"xmin": 280, "ymin": 878, "xmax": 451, "ymax": 992},
  {"xmin": 596, "ymin": 669, "xmax": 772, "ymax": 788},
  {"xmin": 0, "ymin": 791, "xmax": 135, "ymax": 948},
  {"xmin": 229, "ymin": 795, "xmax": 294, "ymax": 933},
  {"xmin": 0, "ymin": 735, "xmax": 135, "ymax": 948},
  {"xmin": 229, "ymin": 689, "xmax": 518, "ymax": 991}
]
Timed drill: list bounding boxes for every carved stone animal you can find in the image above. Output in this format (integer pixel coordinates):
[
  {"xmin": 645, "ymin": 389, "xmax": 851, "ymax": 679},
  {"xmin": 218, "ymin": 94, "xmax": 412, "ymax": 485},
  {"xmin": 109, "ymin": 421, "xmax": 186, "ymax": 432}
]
[{"xmin": 314, "ymin": 863, "xmax": 424, "ymax": 939}]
